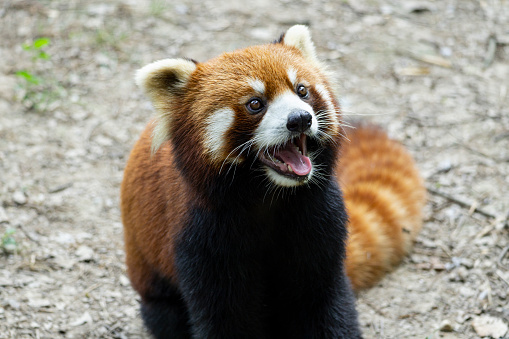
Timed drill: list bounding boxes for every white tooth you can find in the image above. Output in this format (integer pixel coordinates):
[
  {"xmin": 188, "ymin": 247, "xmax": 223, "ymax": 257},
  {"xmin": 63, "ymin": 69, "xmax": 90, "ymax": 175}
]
[
  {"xmin": 288, "ymin": 165, "xmax": 293, "ymax": 172},
  {"xmin": 298, "ymin": 150, "xmax": 302, "ymax": 155}
]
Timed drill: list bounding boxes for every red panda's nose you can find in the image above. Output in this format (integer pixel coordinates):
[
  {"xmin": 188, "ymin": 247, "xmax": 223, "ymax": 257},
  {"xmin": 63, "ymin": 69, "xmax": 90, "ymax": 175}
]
[{"xmin": 287, "ymin": 110, "xmax": 312, "ymax": 133}]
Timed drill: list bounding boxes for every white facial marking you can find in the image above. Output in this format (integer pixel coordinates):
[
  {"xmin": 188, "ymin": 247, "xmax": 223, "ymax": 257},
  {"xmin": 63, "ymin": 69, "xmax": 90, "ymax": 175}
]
[
  {"xmin": 248, "ymin": 78, "xmax": 265, "ymax": 94},
  {"xmin": 287, "ymin": 67, "xmax": 297, "ymax": 86},
  {"xmin": 314, "ymin": 84, "xmax": 332, "ymax": 108},
  {"xmin": 315, "ymin": 83, "xmax": 339, "ymax": 135},
  {"xmin": 264, "ymin": 168, "xmax": 304, "ymax": 187},
  {"xmin": 204, "ymin": 108, "xmax": 235, "ymax": 159},
  {"xmin": 264, "ymin": 165, "xmax": 314, "ymax": 187},
  {"xmin": 254, "ymin": 91, "xmax": 318, "ymax": 148}
]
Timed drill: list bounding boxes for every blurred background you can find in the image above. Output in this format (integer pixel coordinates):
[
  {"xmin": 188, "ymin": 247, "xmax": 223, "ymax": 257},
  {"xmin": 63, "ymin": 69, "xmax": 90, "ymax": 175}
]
[{"xmin": 0, "ymin": 0, "xmax": 508, "ymax": 338}]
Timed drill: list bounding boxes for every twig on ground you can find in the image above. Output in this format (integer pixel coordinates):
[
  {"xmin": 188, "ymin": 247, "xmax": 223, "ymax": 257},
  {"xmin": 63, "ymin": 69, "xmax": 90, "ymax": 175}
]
[
  {"xmin": 426, "ymin": 186, "xmax": 497, "ymax": 219},
  {"xmin": 48, "ymin": 182, "xmax": 73, "ymax": 194},
  {"xmin": 398, "ymin": 49, "xmax": 452, "ymax": 68},
  {"xmin": 454, "ymin": 141, "xmax": 508, "ymax": 163},
  {"xmin": 82, "ymin": 282, "xmax": 102, "ymax": 296},
  {"xmin": 495, "ymin": 270, "xmax": 509, "ymax": 287},
  {"xmin": 484, "ymin": 35, "xmax": 497, "ymax": 68},
  {"xmin": 439, "ymin": 244, "xmax": 453, "ymax": 258},
  {"xmin": 476, "ymin": 225, "xmax": 495, "ymax": 239},
  {"xmin": 17, "ymin": 223, "xmax": 42, "ymax": 246},
  {"xmin": 363, "ymin": 299, "xmax": 389, "ymax": 317},
  {"xmin": 66, "ymin": 282, "xmax": 103, "ymax": 309},
  {"xmin": 498, "ymin": 245, "xmax": 509, "ymax": 267}
]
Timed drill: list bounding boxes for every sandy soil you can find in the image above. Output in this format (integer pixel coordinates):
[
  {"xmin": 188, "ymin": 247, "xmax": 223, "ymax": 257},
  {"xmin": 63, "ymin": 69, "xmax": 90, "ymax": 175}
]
[{"xmin": 0, "ymin": 0, "xmax": 508, "ymax": 338}]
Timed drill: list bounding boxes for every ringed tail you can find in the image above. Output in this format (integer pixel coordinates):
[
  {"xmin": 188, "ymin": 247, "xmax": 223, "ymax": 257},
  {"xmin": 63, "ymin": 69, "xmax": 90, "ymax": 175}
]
[{"xmin": 338, "ymin": 124, "xmax": 426, "ymax": 292}]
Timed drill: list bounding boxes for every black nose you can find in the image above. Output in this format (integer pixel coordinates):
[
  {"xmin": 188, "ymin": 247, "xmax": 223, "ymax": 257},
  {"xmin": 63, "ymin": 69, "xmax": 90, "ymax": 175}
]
[{"xmin": 286, "ymin": 110, "xmax": 312, "ymax": 133}]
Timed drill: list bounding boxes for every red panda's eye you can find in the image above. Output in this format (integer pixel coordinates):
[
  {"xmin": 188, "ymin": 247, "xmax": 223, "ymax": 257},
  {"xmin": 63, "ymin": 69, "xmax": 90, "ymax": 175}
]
[
  {"xmin": 246, "ymin": 98, "xmax": 264, "ymax": 114},
  {"xmin": 297, "ymin": 85, "xmax": 308, "ymax": 98}
]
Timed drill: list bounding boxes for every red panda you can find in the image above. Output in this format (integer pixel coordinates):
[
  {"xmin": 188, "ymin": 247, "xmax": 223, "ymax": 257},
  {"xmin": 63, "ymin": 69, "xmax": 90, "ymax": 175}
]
[{"xmin": 121, "ymin": 25, "xmax": 425, "ymax": 339}]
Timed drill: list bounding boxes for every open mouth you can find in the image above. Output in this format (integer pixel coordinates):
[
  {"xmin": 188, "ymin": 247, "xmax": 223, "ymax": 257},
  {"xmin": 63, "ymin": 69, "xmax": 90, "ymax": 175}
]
[{"xmin": 258, "ymin": 134, "xmax": 312, "ymax": 179}]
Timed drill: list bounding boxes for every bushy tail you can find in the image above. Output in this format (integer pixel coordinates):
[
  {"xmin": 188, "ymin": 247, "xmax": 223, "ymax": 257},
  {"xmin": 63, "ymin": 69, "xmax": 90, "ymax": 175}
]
[{"xmin": 337, "ymin": 124, "xmax": 426, "ymax": 292}]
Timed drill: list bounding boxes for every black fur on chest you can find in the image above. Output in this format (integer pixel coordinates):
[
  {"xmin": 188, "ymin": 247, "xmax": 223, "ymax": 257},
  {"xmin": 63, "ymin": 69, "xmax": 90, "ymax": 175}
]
[{"xmin": 155, "ymin": 179, "xmax": 361, "ymax": 339}]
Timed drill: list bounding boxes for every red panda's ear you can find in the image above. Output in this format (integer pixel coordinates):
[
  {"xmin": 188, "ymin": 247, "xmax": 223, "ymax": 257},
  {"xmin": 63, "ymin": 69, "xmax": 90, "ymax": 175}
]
[
  {"xmin": 282, "ymin": 25, "xmax": 319, "ymax": 66},
  {"xmin": 135, "ymin": 58, "xmax": 197, "ymax": 153},
  {"xmin": 135, "ymin": 58, "xmax": 196, "ymax": 97}
]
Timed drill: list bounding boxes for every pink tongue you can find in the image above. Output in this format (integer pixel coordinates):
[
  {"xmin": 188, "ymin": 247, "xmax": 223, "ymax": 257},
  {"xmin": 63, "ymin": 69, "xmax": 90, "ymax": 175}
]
[{"xmin": 276, "ymin": 145, "xmax": 312, "ymax": 176}]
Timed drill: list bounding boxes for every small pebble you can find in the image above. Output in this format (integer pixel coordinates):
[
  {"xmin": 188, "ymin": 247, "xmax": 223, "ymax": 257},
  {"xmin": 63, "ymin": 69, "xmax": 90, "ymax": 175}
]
[
  {"xmin": 437, "ymin": 159, "xmax": 452, "ymax": 172},
  {"xmin": 119, "ymin": 275, "xmax": 131, "ymax": 287},
  {"xmin": 439, "ymin": 319, "xmax": 454, "ymax": 332},
  {"xmin": 75, "ymin": 245, "xmax": 94, "ymax": 262},
  {"xmin": 460, "ymin": 258, "xmax": 474, "ymax": 269},
  {"xmin": 5, "ymin": 299, "xmax": 20, "ymax": 309},
  {"xmin": 70, "ymin": 311, "xmax": 93, "ymax": 327},
  {"xmin": 12, "ymin": 191, "xmax": 27, "ymax": 205},
  {"xmin": 472, "ymin": 315, "xmax": 508, "ymax": 338}
]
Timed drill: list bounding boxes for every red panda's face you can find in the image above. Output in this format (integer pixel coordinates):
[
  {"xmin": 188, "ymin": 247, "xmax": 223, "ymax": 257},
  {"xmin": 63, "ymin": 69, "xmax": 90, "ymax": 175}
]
[{"xmin": 136, "ymin": 25, "xmax": 343, "ymax": 188}]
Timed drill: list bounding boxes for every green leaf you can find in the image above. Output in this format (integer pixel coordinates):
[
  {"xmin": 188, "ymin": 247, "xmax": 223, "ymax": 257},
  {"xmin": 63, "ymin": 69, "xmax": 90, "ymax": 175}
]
[
  {"xmin": 33, "ymin": 37, "xmax": 50, "ymax": 49},
  {"xmin": 16, "ymin": 70, "xmax": 40, "ymax": 84},
  {"xmin": 4, "ymin": 228, "xmax": 15, "ymax": 237},
  {"xmin": 38, "ymin": 51, "xmax": 50, "ymax": 60},
  {"xmin": 2, "ymin": 237, "xmax": 16, "ymax": 246}
]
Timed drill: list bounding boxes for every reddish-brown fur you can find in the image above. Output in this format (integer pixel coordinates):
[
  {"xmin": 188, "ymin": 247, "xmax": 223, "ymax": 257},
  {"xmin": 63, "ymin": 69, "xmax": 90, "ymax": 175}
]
[
  {"xmin": 338, "ymin": 125, "xmax": 426, "ymax": 291},
  {"xmin": 121, "ymin": 126, "xmax": 189, "ymax": 297}
]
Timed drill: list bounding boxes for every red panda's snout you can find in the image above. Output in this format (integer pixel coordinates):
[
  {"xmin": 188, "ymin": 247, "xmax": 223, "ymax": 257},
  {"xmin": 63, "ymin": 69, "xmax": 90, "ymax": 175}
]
[{"xmin": 250, "ymin": 89, "xmax": 317, "ymax": 187}]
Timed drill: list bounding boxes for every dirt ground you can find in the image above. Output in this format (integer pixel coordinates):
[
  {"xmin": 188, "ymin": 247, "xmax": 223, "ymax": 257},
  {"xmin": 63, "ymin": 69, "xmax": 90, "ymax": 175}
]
[{"xmin": 0, "ymin": 0, "xmax": 508, "ymax": 338}]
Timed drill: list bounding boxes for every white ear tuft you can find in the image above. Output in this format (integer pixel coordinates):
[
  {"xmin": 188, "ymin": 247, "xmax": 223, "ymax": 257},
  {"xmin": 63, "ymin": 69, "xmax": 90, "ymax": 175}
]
[
  {"xmin": 283, "ymin": 25, "xmax": 319, "ymax": 65},
  {"xmin": 135, "ymin": 58, "xmax": 196, "ymax": 96},
  {"xmin": 135, "ymin": 58, "xmax": 197, "ymax": 153},
  {"xmin": 151, "ymin": 119, "xmax": 169, "ymax": 154}
]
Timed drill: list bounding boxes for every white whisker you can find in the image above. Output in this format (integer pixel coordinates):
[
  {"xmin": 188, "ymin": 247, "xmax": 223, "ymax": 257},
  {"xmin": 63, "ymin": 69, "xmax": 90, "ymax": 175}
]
[{"xmin": 219, "ymin": 138, "xmax": 254, "ymax": 175}]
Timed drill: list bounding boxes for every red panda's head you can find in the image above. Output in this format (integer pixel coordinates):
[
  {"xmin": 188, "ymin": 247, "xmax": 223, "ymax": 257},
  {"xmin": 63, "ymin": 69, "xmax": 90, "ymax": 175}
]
[{"xmin": 136, "ymin": 25, "xmax": 343, "ymax": 189}]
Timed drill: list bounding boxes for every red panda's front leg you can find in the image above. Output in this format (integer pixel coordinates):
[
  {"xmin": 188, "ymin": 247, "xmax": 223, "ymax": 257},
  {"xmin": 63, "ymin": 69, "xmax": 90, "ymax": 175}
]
[{"xmin": 174, "ymin": 207, "xmax": 268, "ymax": 339}]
